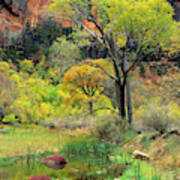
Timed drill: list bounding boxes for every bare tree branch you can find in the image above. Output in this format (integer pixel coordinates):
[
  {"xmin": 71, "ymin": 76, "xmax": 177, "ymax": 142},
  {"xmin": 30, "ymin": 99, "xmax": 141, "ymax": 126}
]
[
  {"xmin": 70, "ymin": 2, "xmax": 122, "ymax": 84},
  {"xmin": 77, "ymin": 20, "xmax": 105, "ymax": 45},
  {"xmin": 125, "ymin": 45, "xmax": 143, "ymax": 75}
]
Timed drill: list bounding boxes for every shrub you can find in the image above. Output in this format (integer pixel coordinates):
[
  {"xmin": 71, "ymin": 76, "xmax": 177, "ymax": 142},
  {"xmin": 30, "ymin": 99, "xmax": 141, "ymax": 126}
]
[
  {"xmin": 0, "ymin": 63, "xmax": 18, "ymax": 121},
  {"xmin": 137, "ymin": 103, "xmax": 173, "ymax": 133},
  {"xmin": 2, "ymin": 114, "xmax": 18, "ymax": 124},
  {"xmin": 0, "ymin": 60, "xmax": 100, "ymax": 125},
  {"xmin": 52, "ymin": 116, "xmax": 94, "ymax": 130},
  {"xmin": 19, "ymin": 59, "xmax": 34, "ymax": 74},
  {"xmin": 91, "ymin": 115, "xmax": 135, "ymax": 144}
]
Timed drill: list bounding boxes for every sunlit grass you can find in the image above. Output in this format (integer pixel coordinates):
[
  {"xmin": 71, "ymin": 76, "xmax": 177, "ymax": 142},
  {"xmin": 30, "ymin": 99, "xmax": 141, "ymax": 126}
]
[{"xmin": 0, "ymin": 125, "xmax": 88, "ymax": 158}]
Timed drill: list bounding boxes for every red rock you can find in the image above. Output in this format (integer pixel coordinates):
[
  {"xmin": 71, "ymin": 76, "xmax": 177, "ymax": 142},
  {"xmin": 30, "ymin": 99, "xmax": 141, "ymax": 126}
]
[
  {"xmin": 42, "ymin": 154, "xmax": 67, "ymax": 170},
  {"xmin": 0, "ymin": 0, "xmax": 51, "ymax": 46},
  {"xmin": 29, "ymin": 175, "xmax": 52, "ymax": 180}
]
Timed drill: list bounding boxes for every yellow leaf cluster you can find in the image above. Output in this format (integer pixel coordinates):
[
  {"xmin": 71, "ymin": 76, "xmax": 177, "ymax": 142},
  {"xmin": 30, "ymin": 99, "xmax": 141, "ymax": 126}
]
[{"xmin": 63, "ymin": 62, "xmax": 106, "ymax": 97}]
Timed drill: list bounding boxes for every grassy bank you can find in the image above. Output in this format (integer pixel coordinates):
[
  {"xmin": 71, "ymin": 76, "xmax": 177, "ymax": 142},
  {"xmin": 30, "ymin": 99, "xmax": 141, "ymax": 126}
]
[{"xmin": 0, "ymin": 126, "xmax": 177, "ymax": 180}]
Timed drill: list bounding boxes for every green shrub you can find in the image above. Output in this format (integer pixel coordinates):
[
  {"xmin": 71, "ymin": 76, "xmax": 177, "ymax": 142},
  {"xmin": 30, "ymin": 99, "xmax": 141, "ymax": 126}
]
[
  {"xmin": 2, "ymin": 114, "xmax": 18, "ymax": 124},
  {"xmin": 137, "ymin": 103, "xmax": 173, "ymax": 133},
  {"xmin": 91, "ymin": 115, "xmax": 135, "ymax": 144}
]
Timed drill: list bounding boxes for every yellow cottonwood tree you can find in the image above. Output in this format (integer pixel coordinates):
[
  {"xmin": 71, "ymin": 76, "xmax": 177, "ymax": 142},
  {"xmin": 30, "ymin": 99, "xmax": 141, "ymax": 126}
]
[{"xmin": 63, "ymin": 61, "xmax": 107, "ymax": 114}]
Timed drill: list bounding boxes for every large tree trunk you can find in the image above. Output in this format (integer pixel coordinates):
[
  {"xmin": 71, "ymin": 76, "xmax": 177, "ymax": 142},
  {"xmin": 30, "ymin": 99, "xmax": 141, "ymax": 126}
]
[
  {"xmin": 120, "ymin": 84, "xmax": 126, "ymax": 118},
  {"xmin": 107, "ymin": 35, "xmax": 126, "ymax": 119},
  {"xmin": 124, "ymin": 59, "xmax": 133, "ymax": 124},
  {"xmin": 115, "ymin": 80, "xmax": 126, "ymax": 118},
  {"xmin": 126, "ymin": 76, "xmax": 133, "ymax": 124},
  {"xmin": 89, "ymin": 101, "xmax": 93, "ymax": 115}
]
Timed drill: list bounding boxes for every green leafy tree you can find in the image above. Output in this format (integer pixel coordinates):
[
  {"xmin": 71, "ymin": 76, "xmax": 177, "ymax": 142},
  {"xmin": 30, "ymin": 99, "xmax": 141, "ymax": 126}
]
[
  {"xmin": 50, "ymin": 0, "xmax": 178, "ymax": 123},
  {"xmin": 49, "ymin": 36, "xmax": 82, "ymax": 80}
]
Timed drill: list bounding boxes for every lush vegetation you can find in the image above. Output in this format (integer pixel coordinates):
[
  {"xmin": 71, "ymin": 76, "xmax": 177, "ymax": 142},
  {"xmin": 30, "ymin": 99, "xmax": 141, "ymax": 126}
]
[
  {"xmin": 0, "ymin": 126, "xmax": 177, "ymax": 180},
  {"xmin": 0, "ymin": 0, "xmax": 179, "ymax": 179}
]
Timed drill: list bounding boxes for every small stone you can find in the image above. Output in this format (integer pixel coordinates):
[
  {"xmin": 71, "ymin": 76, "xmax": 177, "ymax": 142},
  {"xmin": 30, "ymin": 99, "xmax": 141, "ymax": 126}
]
[
  {"xmin": 132, "ymin": 150, "xmax": 150, "ymax": 160},
  {"xmin": 28, "ymin": 175, "xmax": 52, "ymax": 180},
  {"xmin": 0, "ymin": 129, "xmax": 9, "ymax": 133},
  {"xmin": 70, "ymin": 168, "xmax": 80, "ymax": 175},
  {"xmin": 42, "ymin": 154, "xmax": 67, "ymax": 170}
]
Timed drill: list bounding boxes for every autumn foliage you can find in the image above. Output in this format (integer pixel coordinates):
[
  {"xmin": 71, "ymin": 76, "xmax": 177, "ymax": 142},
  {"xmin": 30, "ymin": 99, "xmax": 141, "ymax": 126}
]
[{"xmin": 63, "ymin": 61, "xmax": 107, "ymax": 114}]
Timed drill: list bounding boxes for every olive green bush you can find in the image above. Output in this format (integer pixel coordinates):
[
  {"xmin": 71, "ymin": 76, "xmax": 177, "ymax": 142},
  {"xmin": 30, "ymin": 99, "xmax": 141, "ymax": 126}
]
[
  {"xmin": 137, "ymin": 102, "xmax": 175, "ymax": 133},
  {"xmin": 91, "ymin": 115, "xmax": 135, "ymax": 144}
]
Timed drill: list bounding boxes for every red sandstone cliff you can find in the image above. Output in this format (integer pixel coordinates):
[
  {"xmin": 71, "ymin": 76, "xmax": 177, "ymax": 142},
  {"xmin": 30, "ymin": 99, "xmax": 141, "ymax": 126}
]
[
  {"xmin": 0, "ymin": 0, "xmax": 51, "ymax": 45},
  {"xmin": 0, "ymin": 0, "xmax": 51, "ymax": 31}
]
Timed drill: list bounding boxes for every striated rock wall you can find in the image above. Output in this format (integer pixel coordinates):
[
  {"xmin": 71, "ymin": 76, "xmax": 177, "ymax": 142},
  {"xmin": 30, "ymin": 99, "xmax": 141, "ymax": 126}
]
[
  {"xmin": 27, "ymin": 0, "xmax": 51, "ymax": 27},
  {"xmin": 0, "ymin": 0, "xmax": 51, "ymax": 46}
]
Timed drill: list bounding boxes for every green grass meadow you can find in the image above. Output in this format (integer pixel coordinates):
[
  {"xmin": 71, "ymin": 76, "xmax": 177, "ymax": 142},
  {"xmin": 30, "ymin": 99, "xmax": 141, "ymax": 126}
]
[{"xmin": 0, "ymin": 126, "xmax": 176, "ymax": 180}]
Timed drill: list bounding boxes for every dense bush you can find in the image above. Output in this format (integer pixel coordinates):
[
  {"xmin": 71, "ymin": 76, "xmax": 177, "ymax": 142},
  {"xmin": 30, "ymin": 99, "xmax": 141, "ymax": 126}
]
[
  {"xmin": 0, "ymin": 61, "xmax": 113, "ymax": 125},
  {"xmin": 1, "ymin": 51, "xmax": 180, "ymax": 128},
  {"xmin": 0, "ymin": 62, "xmax": 19, "ymax": 122},
  {"xmin": 0, "ymin": 62, "xmax": 57, "ymax": 124},
  {"xmin": 136, "ymin": 102, "xmax": 176, "ymax": 133},
  {"xmin": 91, "ymin": 115, "xmax": 136, "ymax": 144}
]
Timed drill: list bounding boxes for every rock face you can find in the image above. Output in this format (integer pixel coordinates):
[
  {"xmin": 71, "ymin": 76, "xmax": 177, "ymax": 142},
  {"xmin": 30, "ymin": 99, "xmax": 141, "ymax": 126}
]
[
  {"xmin": 0, "ymin": 0, "xmax": 51, "ymax": 46},
  {"xmin": 42, "ymin": 154, "xmax": 67, "ymax": 170}
]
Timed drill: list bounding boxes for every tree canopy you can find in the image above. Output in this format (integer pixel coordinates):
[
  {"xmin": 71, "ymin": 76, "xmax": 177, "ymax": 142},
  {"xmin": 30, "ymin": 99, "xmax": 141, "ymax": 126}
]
[
  {"xmin": 50, "ymin": 0, "xmax": 177, "ymax": 48},
  {"xmin": 63, "ymin": 60, "xmax": 107, "ymax": 114},
  {"xmin": 50, "ymin": 0, "xmax": 179, "ymax": 122}
]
